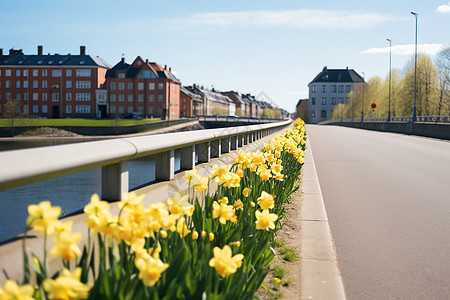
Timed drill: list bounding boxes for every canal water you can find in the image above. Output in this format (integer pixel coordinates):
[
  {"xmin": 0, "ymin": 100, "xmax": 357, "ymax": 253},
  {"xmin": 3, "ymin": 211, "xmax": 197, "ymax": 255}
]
[{"xmin": 0, "ymin": 139, "xmax": 184, "ymax": 243}]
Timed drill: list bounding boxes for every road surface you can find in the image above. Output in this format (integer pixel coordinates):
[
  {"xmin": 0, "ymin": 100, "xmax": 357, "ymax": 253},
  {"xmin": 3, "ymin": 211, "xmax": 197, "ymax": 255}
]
[{"xmin": 306, "ymin": 125, "xmax": 450, "ymax": 300}]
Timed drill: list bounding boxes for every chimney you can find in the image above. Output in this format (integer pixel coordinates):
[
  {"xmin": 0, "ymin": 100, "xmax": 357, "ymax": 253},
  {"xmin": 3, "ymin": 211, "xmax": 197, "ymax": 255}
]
[
  {"xmin": 164, "ymin": 64, "xmax": 167, "ymax": 70},
  {"xmin": 121, "ymin": 57, "xmax": 125, "ymax": 63},
  {"xmin": 38, "ymin": 45, "xmax": 43, "ymax": 55},
  {"xmin": 146, "ymin": 59, "xmax": 148, "ymax": 64},
  {"xmin": 80, "ymin": 46, "xmax": 86, "ymax": 55},
  {"xmin": 0, "ymin": 48, "xmax": 2, "ymax": 56},
  {"xmin": 169, "ymin": 67, "xmax": 171, "ymax": 72}
]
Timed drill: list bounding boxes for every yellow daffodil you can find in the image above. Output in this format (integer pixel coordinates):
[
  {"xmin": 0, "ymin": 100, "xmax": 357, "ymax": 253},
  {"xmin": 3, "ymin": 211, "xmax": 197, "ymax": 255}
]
[
  {"xmin": 209, "ymin": 232, "xmax": 215, "ymax": 241},
  {"xmin": 209, "ymin": 245, "xmax": 244, "ymax": 277},
  {"xmin": 0, "ymin": 280, "xmax": 34, "ymax": 300},
  {"xmin": 219, "ymin": 197, "xmax": 229, "ymax": 204},
  {"xmin": 167, "ymin": 193, "xmax": 194, "ymax": 216},
  {"xmin": 26, "ymin": 201, "xmax": 61, "ymax": 235},
  {"xmin": 84, "ymin": 193, "xmax": 109, "ymax": 217},
  {"xmin": 242, "ymin": 187, "xmax": 251, "ymax": 197},
  {"xmin": 201, "ymin": 231, "xmax": 207, "ymax": 238},
  {"xmin": 183, "ymin": 169, "xmax": 198, "ymax": 183},
  {"xmin": 233, "ymin": 199, "xmax": 244, "ymax": 211},
  {"xmin": 192, "ymin": 231, "xmax": 199, "ymax": 240},
  {"xmin": 257, "ymin": 191, "xmax": 275, "ymax": 210},
  {"xmin": 255, "ymin": 210, "xmax": 278, "ymax": 231},
  {"xmin": 50, "ymin": 230, "xmax": 82, "ymax": 261},
  {"xmin": 212, "ymin": 201, "xmax": 235, "ymax": 224},
  {"xmin": 43, "ymin": 268, "xmax": 92, "ymax": 300},
  {"xmin": 118, "ymin": 192, "xmax": 145, "ymax": 211},
  {"xmin": 193, "ymin": 176, "xmax": 209, "ymax": 192},
  {"xmin": 135, "ymin": 255, "xmax": 169, "ymax": 287}
]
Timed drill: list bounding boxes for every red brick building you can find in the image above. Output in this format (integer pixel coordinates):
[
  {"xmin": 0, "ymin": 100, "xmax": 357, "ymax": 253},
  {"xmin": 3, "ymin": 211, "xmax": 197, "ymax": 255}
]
[
  {"xmin": 0, "ymin": 46, "xmax": 110, "ymax": 118},
  {"xmin": 105, "ymin": 57, "xmax": 180, "ymax": 119},
  {"xmin": 180, "ymin": 86, "xmax": 204, "ymax": 117}
]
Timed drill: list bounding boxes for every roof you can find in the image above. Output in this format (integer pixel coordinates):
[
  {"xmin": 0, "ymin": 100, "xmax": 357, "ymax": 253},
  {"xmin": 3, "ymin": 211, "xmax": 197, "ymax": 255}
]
[
  {"xmin": 309, "ymin": 67, "xmax": 365, "ymax": 85},
  {"xmin": 0, "ymin": 52, "xmax": 111, "ymax": 69},
  {"xmin": 180, "ymin": 86, "xmax": 203, "ymax": 102},
  {"xmin": 199, "ymin": 89, "xmax": 233, "ymax": 104}
]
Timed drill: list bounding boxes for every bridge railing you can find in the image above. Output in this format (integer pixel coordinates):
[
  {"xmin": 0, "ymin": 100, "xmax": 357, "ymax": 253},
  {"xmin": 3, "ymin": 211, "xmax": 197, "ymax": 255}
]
[
  {"xmin": 320, "ymin": 116, "xmax": 450, "ymax": 124},
  {"xmin": 0, "ymin": 119, "xmax": 292, "ymax": 201},
  {"xmin": 198, "ymin": 116, "xmax": 286, "ymax": 123}
]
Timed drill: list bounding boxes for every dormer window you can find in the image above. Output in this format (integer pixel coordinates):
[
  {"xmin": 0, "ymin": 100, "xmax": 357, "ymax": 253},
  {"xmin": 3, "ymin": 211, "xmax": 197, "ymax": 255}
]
[
  {"xmin": 137, "ymin": 61, "xmax": 142, "ymax": 65},
  {"xmin": 118, "ymin": 73, "xmax": 125, "ymax": 79}
]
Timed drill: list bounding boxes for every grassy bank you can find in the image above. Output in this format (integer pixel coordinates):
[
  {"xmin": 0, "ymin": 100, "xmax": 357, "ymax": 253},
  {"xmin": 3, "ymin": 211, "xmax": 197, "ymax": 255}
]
[{"xmin": 0, "ymin": 118, "xmax": 162, "ymax": 127}]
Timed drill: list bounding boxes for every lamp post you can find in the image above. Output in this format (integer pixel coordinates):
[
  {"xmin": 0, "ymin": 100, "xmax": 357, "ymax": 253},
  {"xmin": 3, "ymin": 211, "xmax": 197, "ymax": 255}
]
[
  {"xmin": 387, "ymin": 38, "xmax": 392, "ymax": 122},
  {"xmin": 411, "ymin": 11, "xmax": 418, "ymax": 122},
  {"xmin": 361, "ymin": 72, "xmax": 365, "ymax": 122}
]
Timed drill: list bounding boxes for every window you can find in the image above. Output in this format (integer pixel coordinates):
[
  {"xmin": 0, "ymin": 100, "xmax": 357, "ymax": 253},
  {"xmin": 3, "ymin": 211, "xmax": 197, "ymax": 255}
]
[
  {"xmin": 66, "ymin": 105, "xmax": 72, "ymax": 113},
  {"xmin": 118, "ymin": 94, "xmax": 124, "ymax": 102},
  {"xmin": 346, "ymin": 97, "xmax": 350, "ymax": 104},
  {"xmin": 6, "ymin": 93, "xmax": 11, "ymax": 100},
  {"xmin": 42, "ymin": 69, "xmax": 47, "ymax": 77},
  {"xmin": 138, "ymin": 82, "xmax": 144, "ymax": 90},
  {"xmin": 311, "ymin": 110, "xmax": 315, "ymax": 118},
  {"xmin": 16, "ymin": 69, "xmax": 21, "ymax": 77},
  {"xmin": 110, "ymin": 82, "xmax": 116, "ymax": 90},
  {"xmin": 15, "ymin": 81, "xmax": 20, "ymax": 88},
  {"xmin": 119, "ymin": 82, "xmax": 125, "ymax": 90},
  {"xmin": 42, "ymin": 105, "xmax": 48, "ymax": 113},
  {"xmin": 33, "ymin": 93, "xmax": 39, "ymax": 101},
  {"xmin": 149, "ymin": 95, "xmax": 155, "ymax": 102},
  {"xmin": 158, "ymin": 83, "xmax": 164, "ymax": 90},
  {"xmin": 311, "ymin": 97, "xmax": 316, "ymax": 105},
  {"xmin": 338, "ymin": 85, "xmax": 344, "ymax": 93},
  {"xmin": 16, "ymin": 93, "xmax": 21, "ymax": 100},
  {"xmin": 33, "ymin": 80, "xmax": 38, "ymax": 88},
  {"xmin": 23, "ymin": 93, "xmax": 28, "ymax": 100},
  {"xmin": 128, "ymin": 82, "xmax": 133, "ymax": 90},
  {"xmin": 149, "ymin": 83, "xmax": 155, "ymax": 90},
  {"xmin": 138, "ymin": 70, "xmax": 157, "ymax": 79},
  {"xmin": 42, "ymin": 80, "xmax": 47, "ymax": 88},
  {"xmin": 110, "ymin": 106, "xmax": 116, "ymax": 114},
  {"xmin": 52, "ymin": 70, "xmax": 62, "ymax": 77},
  {"xmin": 5, "ymin": 69, "xmax": 11, "ymax": 77},
  {"xmin": 158, "ymin": 95, "xmax": 163, "ymax": 102},
  {"xmin": 76, "ymin": 69, "xmax": 91, "ymax": 77},
  {"xmin": 66, "ymin": 93, "xmax": 72, "ymax": 101},
  {"xmin": 127, "ymin": 106, "xmax": 133, "ymax": 113},
  {"xmin": 66, "ymin": 81, "xmax": 72, "ymax": 88},
  {"xmin": 23, "ymin": 80, "xmax": 28, "ymax": 88},
  {"xmin": 119, "ymin": 106, "xmax": 124, "ymax": 114},
  {"xmin": 127, "ymin": 94, "xmax": 133, "ymax": 102},
  {"xmin": 338, "ymin": 97, "xmax": 344, "ymax": 104},
  {"xmin": 321, "ymin": 85, "xmax": 326, "ymax": 92},
  {"xmin": 66, "ymin": 70, "xmax": 72, "ymax": 77},
  {"xmin": 321, "ymin": 97, "xmax": 327, "ymax": 105},
  {"xmin": 311, "ymin": 85, "xmax": 316, "ymax": 93},
  {"xmin": 138, "ymin": 94, "xmax": 143, "ymax": 102},
  {"xmin": 149, "ymin": 106, "xmax": 154, "ymax": 114},
  {"xmin": 75, "ymin": 105, "xmax": 91, "ymax": 114},
  {"xmin": 52, "ymin": 93, "xmax": 59, "ymax": 102},
  {"xmin": 42, "ymin": 93, "xmax": 47, "ymax": 101},
  {"xmin": 321, "ymin": 110, "xmax": 327, "ymax": 118},
  {"xmin": 118, "ymin": 73, "xmax": 125, "ymax": 79},
  {"xmin": 110, "ymin": 94, "xmax": 116, "ymax": 102},
  {"xmin": 32, "ymin": 70, "xmax": 38, "ymax": 77},
  {"xmin": 76, "ymin": 81, "xmax": 91, "ymax": 89},
  {"xmin": 331, "ymin": 85, "xmax": 337, "ymax": 93},
  {"xmin": 331, "ymin": 97, "xmax": 337, "ymax": 105},
  {"xmin": 5, "ymin": 80, "xmax": 11, "ymax": 88},
  {"xmin": 346, "ymin": 85, "xmax": 351, "ymax": 93},
  {"xmin": 33, "ymin": 105, "xmax": 39, "ymax": 113},
  {"xmin": 75, "ymin": 93, "xmax": 90, "ymax": 101},
  {"xmin": 23, "ymin": 70, "xmax": 28, "ymax": 77}
]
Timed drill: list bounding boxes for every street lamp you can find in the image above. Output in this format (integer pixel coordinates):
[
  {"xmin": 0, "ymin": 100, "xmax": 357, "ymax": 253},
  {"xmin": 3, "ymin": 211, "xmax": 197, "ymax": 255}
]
[
  {"xmin": 361, "ymin": 72, "xmax": 365, "ymax": 122},
  {"xmin": 387, "ymin": 38, "xmax": 392, "ymax": 122},
  {"xmin": 411, "ymin": 11, "xmax": 418, "ymax": 122}
]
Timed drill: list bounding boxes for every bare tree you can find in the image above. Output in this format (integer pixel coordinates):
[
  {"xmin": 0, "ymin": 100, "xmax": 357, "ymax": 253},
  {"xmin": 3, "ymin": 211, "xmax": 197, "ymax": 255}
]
[
  {"xmin": 3, "ymin": 99, "xmax": 25, "ymax": 136},
  {"xmin": 436, "ymin": 47, "xmax": 450, "ymax": 116}
]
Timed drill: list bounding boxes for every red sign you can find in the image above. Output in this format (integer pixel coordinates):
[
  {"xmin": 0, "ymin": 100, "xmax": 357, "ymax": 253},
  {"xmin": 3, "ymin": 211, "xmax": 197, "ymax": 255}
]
[{"xmin": 371, "ymin": 103, "xmax": 377, "ymax": 109}]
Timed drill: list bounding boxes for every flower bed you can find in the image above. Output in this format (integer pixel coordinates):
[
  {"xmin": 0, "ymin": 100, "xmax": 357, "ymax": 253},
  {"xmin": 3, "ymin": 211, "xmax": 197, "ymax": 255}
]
[{"xmin": 0, "ymin": 118, "xmax": 307, "ymax": 300}]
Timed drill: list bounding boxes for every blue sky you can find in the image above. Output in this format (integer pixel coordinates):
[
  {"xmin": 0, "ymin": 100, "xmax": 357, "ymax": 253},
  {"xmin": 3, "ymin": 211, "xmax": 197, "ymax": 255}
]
[{"xmin": 1, "ymin": 0, "xmax": 449, "ymax": 111}]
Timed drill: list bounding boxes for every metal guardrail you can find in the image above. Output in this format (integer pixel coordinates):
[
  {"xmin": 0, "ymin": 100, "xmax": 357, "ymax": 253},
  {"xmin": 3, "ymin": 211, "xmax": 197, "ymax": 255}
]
[
  {"xmin": 321, "ymin": 116, "xmax": 450, "ymax": 124},
  {"xmin": 198, "ymin": 116, "xmax": 285, "ymax": 123},
  {"xmin": 0, "ymin": 119, "xmax": 292, "ymax": 201}
]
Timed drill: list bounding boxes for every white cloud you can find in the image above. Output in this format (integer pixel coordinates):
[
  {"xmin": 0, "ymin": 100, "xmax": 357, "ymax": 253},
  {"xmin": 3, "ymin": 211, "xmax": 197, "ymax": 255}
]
[
  {"xmin": 362, "ymin": 44, "xmax": 445, "ymax": 56},
  {"xmin": 168, "ymin": 9, "xmax": 393, "ymax": 30},
  {"xmin": 437, "ymin": 2, "xmax": 450, "ymax": 13}
]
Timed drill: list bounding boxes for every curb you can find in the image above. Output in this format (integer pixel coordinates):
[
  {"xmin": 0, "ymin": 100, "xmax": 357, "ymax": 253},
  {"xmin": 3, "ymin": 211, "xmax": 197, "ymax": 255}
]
[{"xmin": 300, "ymin": 138, "xmax": 347, "ymax": 299}]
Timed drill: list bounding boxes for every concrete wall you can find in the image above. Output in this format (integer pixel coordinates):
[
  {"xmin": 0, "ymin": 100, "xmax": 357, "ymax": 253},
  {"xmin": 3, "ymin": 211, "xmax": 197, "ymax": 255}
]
[{"xmin": 327, "ymin": 122, "xmax": 450, "ymax": 140}]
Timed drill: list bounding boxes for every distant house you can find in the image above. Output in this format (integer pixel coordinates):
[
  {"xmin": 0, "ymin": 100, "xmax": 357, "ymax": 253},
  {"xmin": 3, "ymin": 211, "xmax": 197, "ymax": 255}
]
[
  {"xmin": 180, "ymin": 86, "xmax": 204, "ymax": 117},
  {"xmin": 242, "ymin": 94, "xmax": 259, "ymax": 117},
  {"xmin": 105, "ymin": 56, "xmax": 180, "ymax": 119},
  {"xmin": 0, "ymin": 45, "xmax": 110, "ymax": 118},
  {"xmin": 308, "ymin": 66, "xmax": 365, "ymax": 123},
  {"xmin": 296, "ymin": 98, "xmax": 308, "ymax": 122},
  {"xmin": 192, "ymin": 87, "xmax": 235, "ymax": 116},
  {"xmin": 222, "ymin": 91, "xmax": 247, "ymax": 116}
]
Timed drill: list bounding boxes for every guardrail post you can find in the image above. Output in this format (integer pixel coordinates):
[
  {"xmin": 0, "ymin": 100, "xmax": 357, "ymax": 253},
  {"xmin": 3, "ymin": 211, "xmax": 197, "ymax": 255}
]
[
  {"xmin": 197, "ymin": 142, "xmax": 210, "ymax": 163},
  {"xmin": 230, "ymin": 135, "xmax": 238, "ymax": 150},
  {"xmin": 156, "ymin": 150, "xmax": 175, "ymax": 181},
  {"xmin": 238, "ymin": 135, "xmax": 244, "ymax": 147},
  {"xmin": 180, "ymin": 145, "xmax": 195, "ymax": 170},
  {"xmin": 210, "ymin": 140, "xmax": 221, "ymax": 158},
  {"xmin": 221, "ymin": 137, "xmax": 230, "ymax": 153},
  {"xmin": 102, "ymin": 162, "xmax": 129, "ymax": 201}
]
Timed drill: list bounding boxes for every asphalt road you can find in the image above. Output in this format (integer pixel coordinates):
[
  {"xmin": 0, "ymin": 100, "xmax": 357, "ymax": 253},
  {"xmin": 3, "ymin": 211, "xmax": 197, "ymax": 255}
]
[{"xmin": 306, "ymin": 125, "xmax": 450, "ymax": 300}]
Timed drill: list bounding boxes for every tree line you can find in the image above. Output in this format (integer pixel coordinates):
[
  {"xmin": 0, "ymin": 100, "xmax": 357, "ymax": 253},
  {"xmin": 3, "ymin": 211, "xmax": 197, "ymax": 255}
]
[{"xmin": 332, "ymin": 47, "xmax": 450, "ymax": 120}]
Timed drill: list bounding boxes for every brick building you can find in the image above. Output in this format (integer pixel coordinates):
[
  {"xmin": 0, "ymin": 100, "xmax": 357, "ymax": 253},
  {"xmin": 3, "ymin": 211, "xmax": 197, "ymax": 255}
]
[
  {"xmin": 180, "ymin": 86, "xmax": 204, "ymax": 117},
  {"xmin": 0, "ymin": 46, "xmax": 110, "ymax": 118},
  {"xmin": 105, "ymin": 56, "xmax": 180, "ymax": 119}
]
